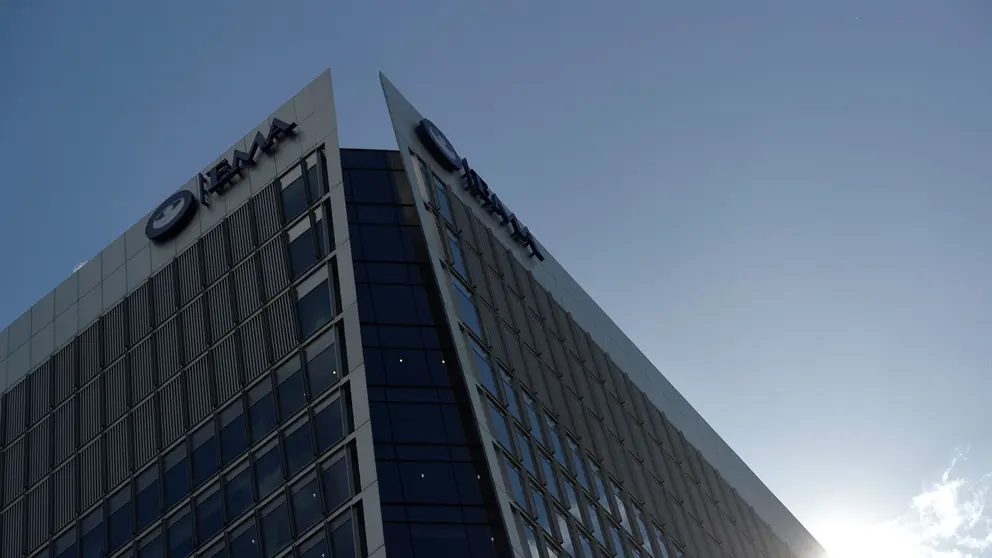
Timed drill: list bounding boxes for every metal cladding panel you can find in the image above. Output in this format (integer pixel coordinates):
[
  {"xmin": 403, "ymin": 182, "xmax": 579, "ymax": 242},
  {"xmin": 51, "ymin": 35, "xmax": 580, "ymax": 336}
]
[
  {"xmin": 78, "ymin": 378, "xmax": 102, "ymax": 446},
  {"xmin": 240, "ymin": 314, "xmax": 270, "ymax": 382},
  {"xmin": 107, "ymin": 418, "xmax": 130, "ymax": 489},
  {"xmin": 132, "ymin": 397, "xmax": 158, "ymax": 470},
  {"xmin": 156, "ymin": 317, "xmax": 182, "ymax": 382},
  {"xmin": 152, "ymin": 263, "xmax": 178, "ymax": 324},
  {"xmin": 103, "ymin": 301, "xmax": 129, "ymax": 365},
  {"xmin": 3, "ymin": 437, "xmax": 25, "ymax": 505},
  {"xmin": 228, "ymin": 203, "xmax": 256, "ymax": 265},
  {"xmin": 259, "ymin": 237, "xmax": 290, "ymax": 301},
  {"xmin": 160, "ymin": 375, "xmax": 187, "ymax": 447},
  {"xmin": 29, "ymin": 361, "xmax": 51, "ymax": 424},
  {"xmin": 208, "ymin": 277, "xmax": 235, "ymax": 341},
  {"xmin": 202, "ymin": 224, "xmax": 230, "ymax": 285},
  {"xmin": 53, "ymin": 458, "xmax": 75, "ymax": 531},
  {"xmin": 128, "ymin": 283, "xmax": 153, "ymax": 342},
  {"xmin": 182, "ymin": 298, "xmax": 208, "ymax": 364},
  {"xmin": 79, "ymin": 438, "xmax": 103, "ymax": 510},
  {"xmin": 105, "ymin": 358, "xmax": 129, "ymax": 424},
  {"xmin": 78, "ymin": 322, "xmax": 101, "ymax": 386},
  {"xmin": 186, "ymin": 355, "xmax": 213, "ymax": 425},
  {"xmin": 52, "ymin": 342, "xmax": 76, "ymax": 406},
  {"xmin": 53, "ymin": 398, "xmax": 76, "ymax": 466},
  {"xmin": 130, "ymin": 337, "xmax": 155, "ymax": 403},
  {"xmin": 253, "ymin": 184, "xmax": 282, "ymax": 244},
  {"xmin": 177, "ymin": 245, "xmax": 204, "ymax": 306},
  {"xmin": 267, "ymin": 292, "xmax": 298, "ymax": 362},
  {"xmin": 2, "ymin": 498, "xmax": 23, "ymax": 558},
  {"xmin": 211, "ymin": 334, "xmax": 242, "ymax": 405},
  {"xmin": 4, "ymin": 378, "xmax": 26, "ymax": 442},
  {"xmin": 27, "ymin": 478, "xmax": 49, "ymax": 553},
  {"xmin": 232, "ymin": 256, "xmax": 263, "ymax": 321},
  {"xmin": 28, "ymin": 417, "xmax": 50, "ymax": 485}
]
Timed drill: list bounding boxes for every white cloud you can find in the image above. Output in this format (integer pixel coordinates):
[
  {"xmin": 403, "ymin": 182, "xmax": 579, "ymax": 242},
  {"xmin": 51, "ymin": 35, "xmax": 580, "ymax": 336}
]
[{"xmin": 823, "ymin": 452, "xmax": 992, "ymax": 558}]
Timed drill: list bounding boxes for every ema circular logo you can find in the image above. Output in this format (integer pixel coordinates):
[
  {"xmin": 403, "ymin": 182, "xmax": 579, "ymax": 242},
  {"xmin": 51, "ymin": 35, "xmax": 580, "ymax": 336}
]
[
  {"xmin": 417, "ymin": 118, "xmax": 462, "ymax": 171},
  {"xmin": 145, "ymin": 190, "xmax": 198, "ymax": 242}
]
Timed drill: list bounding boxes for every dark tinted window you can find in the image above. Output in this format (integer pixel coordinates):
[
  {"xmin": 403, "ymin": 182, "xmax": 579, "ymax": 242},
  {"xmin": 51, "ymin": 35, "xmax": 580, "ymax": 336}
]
[
  {"xmin": 255, "ymin": 443, "xmax": 284, "ymax": 498},
  {"xmin": 281, "ymin": 168, "xmax": 308, "ymax": 223},
  {"xmin": 80, "ymin": 509, "xmax": 105, "ymax": 558},
  {"xmin": 248, "ymin": 382, "xmax": 277, "ymax": 443},
  {"xmin": 261, "ymin": 499, "xmax": 292, "ymax": 558},
  {"xmin": 470, "ymin": 340, "xmax": 497, "ymax": 395},
  {"xmin": 292, "ymin": 478, "xmax": 322, "ymax": 533},
  {"xmin": 196, "ymin": 488, "xmax": 224, "ymax": 543},
  {"xmin": 516, "ymin": 429, "xmax": 536, "ymax": 475},
  {"xmin": 314, "ymin": 398, "xmax": 344, "ymax": 452},
  {"xmin": 164, "ymin": 445, "xmax": 189, "ymax": 510},
  {"xmin": 225, "ymin": 466, "xmax": 254, "ymax": 521},
  {"xmin": 503, "ymin": 455, "xmax": 527, "ymax": 507},
  {"xmin": 306, "ymin": 156, "xmax": 325, "ymax": 202},
  {"xmin": 431, "ymin": 175, "xmax": 453, "ymax": 222},
  {"xmin": 289, "ymin": 226, "xmax": 317, "ymax": 278},
  {"xmin": 305, "ymin": 329, "xmax": 339, "ymax": 396},
  {"xmin": 219, "ymin": 402, "xmax": 248, "ymax": 465},
  {"xmin": 229, "ymin": 523, "xmax": 259, "ymax": 558},
  {"xmin": 446, "ymin": 230, "xmax": 468, "ymax": 277},
  {"xmin": 108, "ymin": 489, "xmax": 132, "ymax": 551},
  {"xmin": 167, "ymin": 512, "xmax": 193, "ymax": 558},
  {"xmin": 298, "ymin": 281, "xmax": 332, "ymax": 338},
  {"xmin": 322, "ymin": 456, "xmax": 351, "ymax": 511},
  {"xmin": 285, "ymin": 420, "xmax": 314, "ymax": 475},
  {"xmin": 192, "ymin": 423, "xmax": 219, "ymax": 488},
  {"xmin": 136, "ymin": 468, "xmax": 161, "ymax": 531},
  {"xmin": 55, "ymin": 530, "xmax": 76, "ymax": 558},
  {"xmin": 347, "ymin": 170, "xmax": 395, "ymax": 203},
  {"xmin": 276, "ymin": 357, "xmax": 306, "ymax": 419},
  {"xmin": 487, "ymin": 400, "xmax": 511, "ymax": 448},
  {"xmin": 137, "ymin": 533, "xmax": 163, "ymax": 558},
  {"xmin": 452, "ymin": 277, "xmax": 482, "ymax": 337},
  {"xmin": 298, "ymin": 536, "xmax": 330, "ymax": 558},
  {"xmin": 332, "ymin": 518, "xmax": 357, "ymax": 558}
]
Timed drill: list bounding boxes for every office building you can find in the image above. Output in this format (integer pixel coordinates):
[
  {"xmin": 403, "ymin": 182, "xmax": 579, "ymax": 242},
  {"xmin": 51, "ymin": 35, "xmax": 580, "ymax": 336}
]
[{"xmin": 0, "ymin": 70, "xmax": 825, "ymax": 558}]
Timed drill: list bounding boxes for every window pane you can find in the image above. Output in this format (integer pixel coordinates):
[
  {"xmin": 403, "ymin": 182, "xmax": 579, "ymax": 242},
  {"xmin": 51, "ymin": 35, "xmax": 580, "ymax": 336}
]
[
  {"xmin": 55, "ymin": 530, "xmax": 76, "ymax": 558},
  {"xmin": 255, "ymin": 443, "xmax": 285, "ymax": 499},
  {"xmin": 502, "ymin": 455, "xmax": 527, "ymax": 507},
  {"xmin": 540, "ymin": 454, "xmax": 560, "ymax": 501},
  {"xmin": 516, "ymin": 429, "xmax": 537, "ymax": 475},
  {"xmin": 225, "ymin": 467, "xmax": 254, "ymax": 521},
  {"xmin": 306, "ymin": 155, "xmax": 325, "ymax": 201},
  {"xmin": 653, "ymin": 526, "xmax": 671, "ymax": 558},
  {"xmin": 306, "ymin": 330, "xmax": 340, "ymax": 396},
  {"xmin": 611, "ymin": 482, "xmax": 630, "ymax": 529},
  {"xmin": 109, "ymin": 490, "xmax": 132, "ymax": 551},
  {"xmin": 248, "ymin": 382, "xmax": 277, "ymax": 443},
  {"xmin": 290, "ymin": 228, "xmax": 318, "ymax": 278},
  {"xmin": 586, "ymin": 500, "xmax": 604, "ymax": 544},
  {"xmin": 261, "ymin": 500, "xmax": 292, "ymax": 557},
  {"xmin": 432, "ymin": 176, "xmax": 453, "ymax": 222},
  {"xmin": 610, "ymin": 524, "xmax": 628, "ymax": 558},
  {"xmin": 590, "ymin": 463, "xmax": 608, "ymax": 505},
  {"xmin": 534, "ymin": 487, "xmax": 552, "ymax": 534},
  {"xmin": 520, "ymin": 518, "xmax": 541, "ymax": 558},
  {"xmin": 192, "ymin": 424, "xmax": 219, "ymax": 488},
  {"xmin": 298, "ymin": 281, "xmax": 333, "ymax": 338},
  {"xmin": 447, "ymin": 230, "xmax": 468, "ymax": 277},
  {"xmin": 285, "ymin": 421, "xmax": 315, "ymax": 475},
  {"xmin": 567, "ymin": 438, "xmax": 589, "ymax": 489},
  {"xmin": 137, "ymin": 533, "xmax": 162, "ymax": 558},
  {"xmin": 196, "ymin": 489, "xmax": 224, "ymax": 544},
  {"xmin": 562, "ymin": 477, "xmax": 581, "ymax": 521},
  {"xmin": 470, "ymin": 340, "xmax": 497, "ymax": 395},
  {"xmin": 332, "ymin": 519, "xmax": 357, "ymax": 558},
  {"xmin": 523, "ymin": 394, "xmax": 545, "ymax": 446},
  {"xmin": 500, "ymin": 369, "xmax": 521, "ymax": 420},
  {"xmin": 578, "ymin": 531, "xmax": 595, "ymax": 558},
  {"xmin": 452, "ymin": 277, "xmax": 482, "ymax": 337},
  {"xmin": 168, "ymin": 512, "xmax": 193, "ymax": 558},
  {"xmin": 322, "ymin": 457, "xmax": 351, "ymax": 512},
  {"xmin": 487, "ymin": 400, "xmax": 511, "ymax": 448},
  {"xmin": 282, "ymin": 169, "xmax": 308, "ymax": 222},
  {"xmin": 136, "ymin": 468, "xmax": 161, "ymax": 531},
  {"xmin": 292, "ymin": 478, "xmax": 322, "ymax": 533},
  {"xmin": 299, "ymin": 536, "xmax": 330, "ymax": 558},
  {"xmin": 164, "ymin": 445, "xmax": 189, "ymax": 510},
  {"xmin": 219, "ymin": 403, "xmax": 248, "ymax": 465},
  {"xmin": 545, "ymin": 415, "xmax": 566, "ymax": 462},
  {"xmin": 229, "ymin": 524, "xmax": 259, "ymax": 558},
  {"xmin": 315, "ymin": 398, "xmax": 345, "ymax": 452},
  {"xmin": 276, "ymin": 357, "xmax": 307, "ymax": 419},
  {"xmin": 557, "ymin": 511, "xmax": 575, "ymax": 557}
]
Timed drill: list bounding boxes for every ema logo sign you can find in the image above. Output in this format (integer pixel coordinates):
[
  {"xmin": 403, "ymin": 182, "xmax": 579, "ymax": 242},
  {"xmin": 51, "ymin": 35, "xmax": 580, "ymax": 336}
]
[
  {"xmin": 145, "ymin": 118, "xmax": 297, "ymax": 242},
  {"xmin": 416, "ymin": 118, "xmax": 544, "ymax": 261},
  {"xmin": 145, "ymin": 190, "xmax": 197, "ymax": 242}
]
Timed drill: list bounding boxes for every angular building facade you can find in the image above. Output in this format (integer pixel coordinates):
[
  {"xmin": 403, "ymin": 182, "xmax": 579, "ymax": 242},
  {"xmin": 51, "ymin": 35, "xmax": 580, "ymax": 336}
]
[{"xmin": 0, "ymin": 71, "xmax": 825, "ymax": 558}]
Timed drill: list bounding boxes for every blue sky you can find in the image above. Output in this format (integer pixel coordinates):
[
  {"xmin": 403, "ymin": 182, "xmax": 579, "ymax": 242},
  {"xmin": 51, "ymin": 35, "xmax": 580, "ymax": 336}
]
[{"xmin": 2, "ymin": 1, "xmax": 990, "ymax": 555}]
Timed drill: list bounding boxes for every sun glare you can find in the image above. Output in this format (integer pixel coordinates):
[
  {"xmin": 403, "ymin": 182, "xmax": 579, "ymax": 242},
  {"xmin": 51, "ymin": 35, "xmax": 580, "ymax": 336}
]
[{"xmin": 815, "ymin": 518, "xmax": 923, "ymax": 558}]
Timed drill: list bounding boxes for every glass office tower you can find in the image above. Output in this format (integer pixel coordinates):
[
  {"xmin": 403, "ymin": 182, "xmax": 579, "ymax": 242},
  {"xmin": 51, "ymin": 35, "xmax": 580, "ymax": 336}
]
[{"xmin": 0, "ymin": 71, "xmax": 825, "ymax": 558}]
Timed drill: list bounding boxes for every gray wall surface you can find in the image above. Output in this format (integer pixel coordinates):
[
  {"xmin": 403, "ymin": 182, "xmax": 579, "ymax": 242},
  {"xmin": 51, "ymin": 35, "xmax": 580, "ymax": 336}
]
[{"xmin": 380, "ymin": 72, "xmax": 825, "ymax": 558}]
